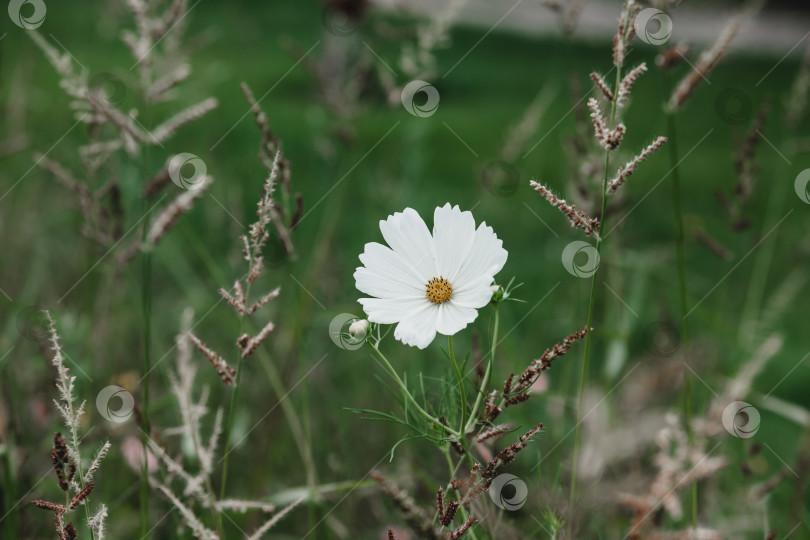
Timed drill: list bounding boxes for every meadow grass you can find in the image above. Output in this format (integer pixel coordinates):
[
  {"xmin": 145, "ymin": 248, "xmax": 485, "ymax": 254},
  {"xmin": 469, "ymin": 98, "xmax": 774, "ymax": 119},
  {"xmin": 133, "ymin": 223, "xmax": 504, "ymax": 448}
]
[{"xmin": 1, "ymin": 1, "xmax": 808, "ymax": 537}]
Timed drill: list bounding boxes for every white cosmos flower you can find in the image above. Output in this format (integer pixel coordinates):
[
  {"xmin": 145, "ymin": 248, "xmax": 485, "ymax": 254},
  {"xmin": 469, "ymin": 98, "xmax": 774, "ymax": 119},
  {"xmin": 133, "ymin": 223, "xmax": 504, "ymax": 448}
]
[{"xmin": 354, "ymin": 203, "xmax": 508, "ymax": 349}]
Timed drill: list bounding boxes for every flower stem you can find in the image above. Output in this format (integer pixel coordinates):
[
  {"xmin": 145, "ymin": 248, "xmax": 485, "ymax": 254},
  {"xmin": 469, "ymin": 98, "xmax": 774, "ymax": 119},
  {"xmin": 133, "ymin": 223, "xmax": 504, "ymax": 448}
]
[
  {"xmin": 448, "ymin": 335, "xmax": 467, "ymax": 434},
  {"xmin": 368, "ymin": 341, "xmax": 459, "ymax": 438},
  {"xmin": 464, "ymin": 304, "xmax": 498, "ymax": 436},
  {"xmin": 664, "ymin": 107, "xmax": 697, "ymax": 529},
  {"xmin": 569, "ymin": 62, "xmax": 623, "ymax": 512}
]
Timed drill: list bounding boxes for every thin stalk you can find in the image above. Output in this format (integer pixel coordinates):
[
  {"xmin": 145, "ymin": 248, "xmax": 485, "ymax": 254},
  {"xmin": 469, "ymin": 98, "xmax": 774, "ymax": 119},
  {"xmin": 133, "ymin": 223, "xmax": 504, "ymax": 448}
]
[
  {"xmin": 220, "ymin": 280, "xmax": 252, "ymax": 501},
  {"xmin": 569, "ymin": 64, "xmax": 623, "ymax": 511},
  {"xmin": 665, "ymin": 108, "xmax": 697, "ymax": 529},
  {"xmin": 448, "ymin": 335, "xmax": 467, "ymax": 434},
  {"xmin": 140, "ymin": 213, "xmax": 152, "ymax": 540},
  {"xmin": 464, "ymin": 304, "xmax": 499, "ymax": 435},
  {"xmin": 258, "ymin": 349, "xmax": 318, "ymax": 488},
  {"xmin": 368, "ymin": 341, "xmax": 460, "ymax": 438},
  {"xmin": 441, "ymin": 445, "xmax": 480, "ymax": 540}
]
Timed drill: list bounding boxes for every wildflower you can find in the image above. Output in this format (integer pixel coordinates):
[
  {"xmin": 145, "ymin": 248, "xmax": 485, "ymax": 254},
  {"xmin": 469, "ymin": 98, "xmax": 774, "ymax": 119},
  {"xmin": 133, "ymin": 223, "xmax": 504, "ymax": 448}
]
[{"xmin": 355, "ymin": 204, "xmax": 507, "ymax": 349}]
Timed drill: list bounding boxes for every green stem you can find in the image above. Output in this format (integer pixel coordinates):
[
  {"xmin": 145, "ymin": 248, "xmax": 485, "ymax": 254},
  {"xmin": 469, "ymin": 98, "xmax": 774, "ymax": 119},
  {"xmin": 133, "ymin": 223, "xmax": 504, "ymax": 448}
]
[
  {"xmin": 665, "ymin": 108, "xmax": 697, "ymax": 529},
  {"xmin": 368, "ymin": 341, "xmax": 459, "ymax": 438},
  {"xmin": 220, "ymin": 278, "xmax": 251, "ymax": 501},
  {"xmin": 140, "ymin": 220, "xmax": 152, "ymax": 540},
  {"xmin": 570, "ymin": 62, "xmax": 623, "ymax": 512},
  {"xmin": 463, "ymin": 305, "xmax": 498, "ymax": 436},
  {"xmin": 448, "ymin": 335, "xmax": 467, "ymax": 434}
]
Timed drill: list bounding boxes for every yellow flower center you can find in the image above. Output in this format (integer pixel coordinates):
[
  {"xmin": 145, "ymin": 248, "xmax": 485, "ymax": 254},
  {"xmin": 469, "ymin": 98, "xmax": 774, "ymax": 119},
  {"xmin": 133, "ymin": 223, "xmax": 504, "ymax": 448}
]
[{"xmin": 425, "ymin": 276, "xmax": 453, "ymax": 304}]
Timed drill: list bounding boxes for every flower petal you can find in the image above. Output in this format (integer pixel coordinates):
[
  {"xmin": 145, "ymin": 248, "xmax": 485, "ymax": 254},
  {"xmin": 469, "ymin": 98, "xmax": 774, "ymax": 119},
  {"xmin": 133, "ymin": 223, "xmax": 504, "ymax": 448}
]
[
  {"xmin": 359, "ymin": 297, "xmax": 429, "ymax": 325},
  {"xmin": 450, "ymin": 276, "xmax": 495, "ymax": 309},
  {"xmin": 394, "ymin": 303, "xmax": 439, "ymax": 349},
  {"xmin": 355, "ymin": 242, "xmax": 424, "ymax": 299},
  {"xmin": 455, "ymin": 221, "xmax": 507, "ymax": 286},
  {"xmin": 432, "ymin": 203, "xmax": 476, "ymax": 281},
  {"xmin": 379, "ymin": 208, "xmax": 437, "ymax": 283},
  {"xmin": 436, "ymin": 301, "xmax": 479, "ymax": 335}
]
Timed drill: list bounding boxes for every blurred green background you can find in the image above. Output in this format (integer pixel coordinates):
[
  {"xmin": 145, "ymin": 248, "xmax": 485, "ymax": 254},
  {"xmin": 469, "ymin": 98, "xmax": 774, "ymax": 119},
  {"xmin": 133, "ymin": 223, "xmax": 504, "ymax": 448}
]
[{"xmin": 1, "ymin": 1, "xmax": 808, "ymax": 538}]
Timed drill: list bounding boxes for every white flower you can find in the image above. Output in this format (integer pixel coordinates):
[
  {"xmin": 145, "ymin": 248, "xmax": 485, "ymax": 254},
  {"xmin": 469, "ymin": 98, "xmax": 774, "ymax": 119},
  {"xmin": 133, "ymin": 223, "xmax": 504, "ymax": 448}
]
[{"xmin": 354, "ymin": 203, "xmax": 508, "ymax": 349}]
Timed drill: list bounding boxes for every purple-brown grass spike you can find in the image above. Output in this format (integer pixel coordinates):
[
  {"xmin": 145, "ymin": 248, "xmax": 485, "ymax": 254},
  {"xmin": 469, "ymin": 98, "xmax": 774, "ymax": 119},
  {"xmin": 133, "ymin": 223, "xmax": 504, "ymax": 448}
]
[
  {"xmin": 33, "ymin": 500, "xmax": 67, "ymax": 513},
  {"xmin": 484, "ymin": 390, "xmax": 501, "ymax": 422},
  {"xmin": 442, "ymin": 500, "xmax": 459, "ymax": 527},
  {"xmin": 517, "ymin": 326, "xmax": 589, "ymax": 388},
  {"xmin": 436, "ymin": 487, "xmax": 445, "ymax": 523},
  {"xmin": 246, "ymin": 286, "xmax": 281, "ymax": 315},
  {"xmin": 54, "ymin": 512, "xmax": 67, "ymax": 540},
  {"xmin": 604, "ymin": 123, "xmax": 626, "ymax": 150},
  {"xmin": 69, "ymin": 481, "xmax": 95, "ymax": 510},
  {"xmin": 617, "ymin": 63, "xmax": 647, "ymax": 108},
  {"xmin": 530, "ymin": 181, "xmax": 600, "ymax": 236},
  {"xmin": 477, "ymin": 424, "xmax": 512, "ymax": 444},
  {"xmin": 656, "ymin": 42, "xmax": 691, "ymax": 71},
  {"xmin": 447, "ymin": 515, "xmax": 478, "ymax": 539},
  {"xmin": 239, "ymin": 320, "xmax": 276, "ymax": 358},
  {"xmin": 188, "ymin": 333, "xmax": 238, "ymax": 385},
  {"xmin": 669, "ymin": 19, "xmax": 740, "ymax": 109},
  {"xmin": 51, "ymin": 433, "xmax": 70, "ymax": 491},
  {"xmin": 587, "ymin": 97, "xmax": 607, "ymax": 142},
  {"xmin": 608, "ymin": 136, "xmax": 667, "ymax": 193},
  {"xmin": 589, "ymin": 72, "xmax": 615, "ymax": 102},
  {"xmin": 388, "ymin": 528, "xmax": 397, "ymax": 540},
  {"xmin": 613, "ymin": 1, "xmax": 640, "ymax": 67}
]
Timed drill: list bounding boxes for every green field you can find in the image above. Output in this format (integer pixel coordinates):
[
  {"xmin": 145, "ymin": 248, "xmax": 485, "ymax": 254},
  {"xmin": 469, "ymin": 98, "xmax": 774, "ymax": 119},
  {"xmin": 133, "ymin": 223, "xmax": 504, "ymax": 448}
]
[{"xmin": 1, "ymin": 1, "xmax": 808, "ymax": 538}]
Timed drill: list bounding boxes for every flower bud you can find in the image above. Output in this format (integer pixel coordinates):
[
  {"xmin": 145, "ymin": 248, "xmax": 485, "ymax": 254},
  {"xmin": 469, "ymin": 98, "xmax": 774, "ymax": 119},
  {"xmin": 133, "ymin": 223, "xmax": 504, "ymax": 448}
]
[{"xmin": 349, "ymin": 319, "xmax": 369, "ymax": 339}]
